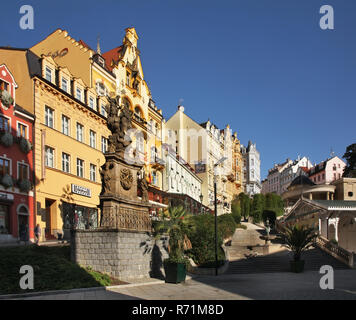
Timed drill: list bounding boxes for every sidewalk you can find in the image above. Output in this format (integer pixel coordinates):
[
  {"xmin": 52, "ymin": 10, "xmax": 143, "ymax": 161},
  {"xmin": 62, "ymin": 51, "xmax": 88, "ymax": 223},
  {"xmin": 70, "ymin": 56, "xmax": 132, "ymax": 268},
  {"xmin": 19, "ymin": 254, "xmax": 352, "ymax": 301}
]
[{"xmin": 5, "ymin": 269, "xmax": 356, "ymax": 300}]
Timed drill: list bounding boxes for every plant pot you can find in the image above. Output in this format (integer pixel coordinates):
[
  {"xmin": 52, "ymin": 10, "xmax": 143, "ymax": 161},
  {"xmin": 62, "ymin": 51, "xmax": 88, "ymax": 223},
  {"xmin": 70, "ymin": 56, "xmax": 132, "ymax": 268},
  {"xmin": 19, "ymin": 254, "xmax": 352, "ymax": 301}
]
[
  {"xmin": 164, "ymin": 261, "xmax": 186, "ymax": 283},
  {"xmin": 290, "ymin": 260, "xmax": 305, "ymax": 273}
]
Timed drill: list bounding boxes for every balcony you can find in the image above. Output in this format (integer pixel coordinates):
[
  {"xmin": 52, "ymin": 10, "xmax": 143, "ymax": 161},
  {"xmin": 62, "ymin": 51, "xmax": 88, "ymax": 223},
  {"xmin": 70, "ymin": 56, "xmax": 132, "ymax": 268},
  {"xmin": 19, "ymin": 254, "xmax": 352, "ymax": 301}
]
[
  {"xmin": 133, "ymin": 113, "xmax": 147, "ymax": 128},
  {"xmin": 150, "ymin": 155, "xmax": 165, "ymax": 170}
]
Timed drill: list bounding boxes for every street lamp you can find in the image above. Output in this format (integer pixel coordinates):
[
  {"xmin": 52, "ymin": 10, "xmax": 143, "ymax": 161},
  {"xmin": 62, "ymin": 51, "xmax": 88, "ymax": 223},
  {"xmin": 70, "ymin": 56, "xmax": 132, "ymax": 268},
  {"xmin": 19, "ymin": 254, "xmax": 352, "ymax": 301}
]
[
  {"xmin": 199, "ymin": 193, "xmax": 203, "ymax": 214},
  {"xmin": 214, "ymin": 156, "xmax": 227, "ymax": 276}
]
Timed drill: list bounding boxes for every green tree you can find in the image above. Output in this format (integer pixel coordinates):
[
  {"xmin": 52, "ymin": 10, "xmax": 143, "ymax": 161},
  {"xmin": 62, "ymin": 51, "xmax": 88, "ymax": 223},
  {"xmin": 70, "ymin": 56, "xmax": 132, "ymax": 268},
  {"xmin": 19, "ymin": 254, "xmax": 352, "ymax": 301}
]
[
  {"xmin": 231, "ymin": 198, "xmax": 242, "ymax": 224},
  {"xmin": 342, "ymin": 143, "xmax": 356, "ymax": 178},
  {"xmin": 251, "ymin": 193, "xmax": 265, "ymax": 223}
]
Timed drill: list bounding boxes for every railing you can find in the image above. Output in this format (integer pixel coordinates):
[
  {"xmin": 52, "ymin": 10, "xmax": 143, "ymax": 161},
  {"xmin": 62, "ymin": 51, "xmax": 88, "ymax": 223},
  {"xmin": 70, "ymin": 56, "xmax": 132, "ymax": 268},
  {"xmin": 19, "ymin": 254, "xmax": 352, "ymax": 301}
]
[{"xmin": 315, "ymin": 235, "xmax": 354, "ymax": 268}]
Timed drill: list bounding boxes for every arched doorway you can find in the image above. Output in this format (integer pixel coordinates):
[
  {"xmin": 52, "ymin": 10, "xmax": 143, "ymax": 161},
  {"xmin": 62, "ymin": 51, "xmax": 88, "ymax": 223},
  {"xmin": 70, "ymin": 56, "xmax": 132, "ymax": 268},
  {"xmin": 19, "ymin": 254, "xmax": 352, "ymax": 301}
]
[
  {"xmin": 338, "ymin": 214, "xmax": 356, "ymax": 253},
  {"xmin": 328, "ymin": 224, "xmax": 336, "ymax": 241}
]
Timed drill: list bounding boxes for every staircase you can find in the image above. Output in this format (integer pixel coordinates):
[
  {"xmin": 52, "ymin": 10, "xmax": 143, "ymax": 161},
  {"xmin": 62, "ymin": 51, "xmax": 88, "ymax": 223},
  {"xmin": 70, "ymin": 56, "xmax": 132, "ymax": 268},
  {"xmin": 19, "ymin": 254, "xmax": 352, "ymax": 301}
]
[{"xmin": 226, "ymin": 223, "xmax": 349, "ymax": 274}]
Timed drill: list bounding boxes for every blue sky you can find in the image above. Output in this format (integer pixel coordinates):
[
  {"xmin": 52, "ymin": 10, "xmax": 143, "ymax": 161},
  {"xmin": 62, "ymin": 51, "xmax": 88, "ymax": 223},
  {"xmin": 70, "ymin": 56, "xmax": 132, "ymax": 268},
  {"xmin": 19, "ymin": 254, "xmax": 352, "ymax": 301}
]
[{"xmin": 1, "ymin": 0, "xmax": 355, "ymax": 178}]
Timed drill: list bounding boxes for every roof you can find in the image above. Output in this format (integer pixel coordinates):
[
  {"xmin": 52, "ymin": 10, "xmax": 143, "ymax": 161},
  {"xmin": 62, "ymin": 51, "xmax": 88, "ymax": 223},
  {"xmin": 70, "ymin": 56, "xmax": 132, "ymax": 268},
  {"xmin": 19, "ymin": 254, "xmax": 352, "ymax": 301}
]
[
  {"xmin": 102, "ymin": 46, "xmax": 124, "ymax": 72},
  {"xmin": 290, "ymin": 175, "xmax": 315, "ymax": 187},
  {"xmin": 310, "ymin": 200, "xmax": 356, "ymax": 211},
  {"xmin": 78, "ymin": 40, "xmax": 92, "ymax": 51}
]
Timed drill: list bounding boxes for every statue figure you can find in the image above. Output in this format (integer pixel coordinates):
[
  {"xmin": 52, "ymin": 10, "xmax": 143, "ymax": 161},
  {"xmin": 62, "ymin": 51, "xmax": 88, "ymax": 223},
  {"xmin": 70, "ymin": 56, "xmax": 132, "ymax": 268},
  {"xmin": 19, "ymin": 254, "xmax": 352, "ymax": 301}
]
[
  {"xmin": 100, "ymin": 162, "xmax": 114, "ymax": 194},
  {"xmin": 138, "ymin": 170, "xmax": 149, "ymax": 203},
  {"xmin": 105, "ymin": 95, "xmax": 133, "ymax": 155}
]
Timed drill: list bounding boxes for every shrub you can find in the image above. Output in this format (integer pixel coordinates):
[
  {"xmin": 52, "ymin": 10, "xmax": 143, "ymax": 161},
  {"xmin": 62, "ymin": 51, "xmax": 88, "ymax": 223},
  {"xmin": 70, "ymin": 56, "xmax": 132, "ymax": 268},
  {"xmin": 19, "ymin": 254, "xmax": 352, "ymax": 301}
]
[
  {"xmin": 18, "ymin": 179, "xmax": 32, "ymax": 193},
  {"xmin": 1, "ymin": 90, "xmax": 14, "ymax": 107},
  {"xmin": 0, "ymin": 132, "xmax": 13, "ymax": 147},
  {"xmin": 185, "ymin": 213, "xmax": 236, "ymax": 267},
  {"xmin": 19, "ymin": 137, "xmax": 32, "ymax": 154},
  {"xmin": 217, "ymin": 214, "xmax": 237, "ymax": 239},
  {"xmin": 1, "ymin": 174, "xmax": 13, "ymax": 189}
]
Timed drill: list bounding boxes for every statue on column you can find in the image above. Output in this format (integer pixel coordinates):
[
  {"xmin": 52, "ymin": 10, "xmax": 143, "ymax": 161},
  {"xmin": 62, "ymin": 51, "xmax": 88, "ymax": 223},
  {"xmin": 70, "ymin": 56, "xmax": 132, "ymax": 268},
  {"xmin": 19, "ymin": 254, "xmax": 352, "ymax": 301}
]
[{"xmin": 106, "ymin": 95, "xmax": 133, "ymax": 154}]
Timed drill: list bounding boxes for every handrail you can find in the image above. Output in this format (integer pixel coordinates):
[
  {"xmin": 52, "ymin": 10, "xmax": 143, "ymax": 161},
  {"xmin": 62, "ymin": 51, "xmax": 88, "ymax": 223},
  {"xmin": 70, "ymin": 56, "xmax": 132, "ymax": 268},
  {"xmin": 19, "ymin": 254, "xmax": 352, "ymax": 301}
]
[
  {"xmin": 315, "ymin": 235, "xmax": 354, "ymax": 268},
  {"xmin": 275, "ymin": 220, "xmax": 354, "ymax": 268}
]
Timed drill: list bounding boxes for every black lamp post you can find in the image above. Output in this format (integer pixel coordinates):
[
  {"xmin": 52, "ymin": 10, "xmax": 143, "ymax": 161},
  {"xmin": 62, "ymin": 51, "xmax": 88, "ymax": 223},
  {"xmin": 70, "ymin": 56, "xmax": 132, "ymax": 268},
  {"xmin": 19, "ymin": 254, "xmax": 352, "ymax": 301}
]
[
  {"xmin": 199, "ymin": 193, "xmax": 203, "ymax": 214},
  {"xmin": 214, "ymin": 157, "xmax": 227, "ymax": 276}
]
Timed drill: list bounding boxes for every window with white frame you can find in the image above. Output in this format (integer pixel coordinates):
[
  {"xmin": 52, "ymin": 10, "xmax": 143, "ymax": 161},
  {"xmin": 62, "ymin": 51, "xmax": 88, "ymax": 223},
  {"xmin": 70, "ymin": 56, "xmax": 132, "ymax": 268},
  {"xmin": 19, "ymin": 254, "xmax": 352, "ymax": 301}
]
[
  {"xmin": 100, "ymin": 104, "xmax": 107, "ymax": 117},
  {"xmin": 17, "ymin": 122, "xmax": 28, "ymax": 138},
  {"xmin": 76, "ymin": 158, "xmax": 84, "ymax": 178},
  {"xmin": 62, "ymin": 153, "xmax": 70, "ymax": 173},
  {"xmin": 45, "ymin": 66, "xmax": 52, "ymax": 82},
  {"xmin": 90, "ymin": 164, "xmax": 96, "ymax": 182},
  {"xmin": 89, "ymin": 96, "xmax": 95, "ymax": 110},
  {"xmin": 62, "ymin": 115, "xmax": 70, "ymax": 136},
  {"xmin": 96, "ymin": 81, "xmax": 107, "ymax": 96},
  {"xmin": 0, "ymin": 157, "xmax": 11, "ymax": 176},
  {"xmin": 76, "ymin": 87, "xmax": 83, "ymax": 102},
  {"xmin": 17, "ymin": 162, "xmax": 29, "ymax": 180},
  {"xmin": 89, "ymin": 130, "xmax": 96, "ymax": 148},
  {"xmin": 76, "ymin": 123, "xmax": 84, "ymax": 142},
  {"xmin": 45, "ymin": 106, "xmax": 54, "ymax": 128},
  {"xmin": 61, "ymin": 77, "xmax": 68, "ymax": 93},
  {"xmin": 45, "ymin": 146, "xmax": 54, "ymax": 168},
  {"xmin": 101, "ymin": 136, "xmax": 108, "ymax": 153},
  {"xmin": 0, "ymin": 116, "xmax": 10, "ymax": 132}
]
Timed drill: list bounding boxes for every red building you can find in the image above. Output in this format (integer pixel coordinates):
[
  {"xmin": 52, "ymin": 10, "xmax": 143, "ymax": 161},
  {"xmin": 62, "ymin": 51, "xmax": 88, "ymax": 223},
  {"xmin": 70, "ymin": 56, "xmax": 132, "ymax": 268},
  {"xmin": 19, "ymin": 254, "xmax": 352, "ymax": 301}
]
[{"xmin": 0, "ymin": 64, "xmax": 35, "ymax": 243}]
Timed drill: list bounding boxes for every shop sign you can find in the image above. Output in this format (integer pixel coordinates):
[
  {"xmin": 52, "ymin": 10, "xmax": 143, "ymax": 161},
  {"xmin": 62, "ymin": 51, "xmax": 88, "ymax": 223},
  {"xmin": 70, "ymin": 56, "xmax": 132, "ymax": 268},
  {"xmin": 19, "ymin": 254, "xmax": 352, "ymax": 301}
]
[
  {"xmin": 71, "ymin": 184, "xmax": 91, "ymax": 198},
  {"xmin": 0, "ymin": 192, "xmax": 14, "ymax": 201}
]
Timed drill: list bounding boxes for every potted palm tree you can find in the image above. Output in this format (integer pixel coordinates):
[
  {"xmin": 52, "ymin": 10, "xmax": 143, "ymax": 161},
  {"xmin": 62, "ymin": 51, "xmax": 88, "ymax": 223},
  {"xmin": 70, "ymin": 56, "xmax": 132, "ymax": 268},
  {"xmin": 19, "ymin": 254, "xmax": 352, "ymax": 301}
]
[
  {"xmin": 154, "ymin": 205, "xmax": 193, "ymax": 283},
  {"xmin": 281, "ymin": 224, "xmax": 317, "ymax": 273}
]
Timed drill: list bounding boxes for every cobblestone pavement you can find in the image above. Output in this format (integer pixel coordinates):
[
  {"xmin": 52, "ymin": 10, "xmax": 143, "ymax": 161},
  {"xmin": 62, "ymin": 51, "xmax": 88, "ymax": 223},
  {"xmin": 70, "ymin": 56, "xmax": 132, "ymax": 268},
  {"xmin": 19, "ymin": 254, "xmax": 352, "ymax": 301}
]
[{"xmin": 8, "ymin": 269, "xmax": 356, "ymax": 300}]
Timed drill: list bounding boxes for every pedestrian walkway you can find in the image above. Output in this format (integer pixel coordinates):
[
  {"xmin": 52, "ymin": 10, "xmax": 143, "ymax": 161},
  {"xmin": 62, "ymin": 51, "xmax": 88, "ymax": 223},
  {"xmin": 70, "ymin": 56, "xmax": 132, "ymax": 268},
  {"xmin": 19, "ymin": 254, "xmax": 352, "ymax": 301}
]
[{"xmin": 9, "ymin": 269, "xmax": 356, "ymax": 300}]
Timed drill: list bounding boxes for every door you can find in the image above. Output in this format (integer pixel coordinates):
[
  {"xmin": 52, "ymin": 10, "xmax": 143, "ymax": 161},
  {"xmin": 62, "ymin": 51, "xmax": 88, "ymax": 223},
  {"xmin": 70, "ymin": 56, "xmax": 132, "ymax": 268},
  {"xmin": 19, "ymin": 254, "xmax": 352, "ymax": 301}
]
[
  {"xmin": 18, "ymin": 214, "xmax": 29, "ymax": 241},
  {"xmin": 45, "ymin": 199, "xmax": 55, "ymax": 240}
]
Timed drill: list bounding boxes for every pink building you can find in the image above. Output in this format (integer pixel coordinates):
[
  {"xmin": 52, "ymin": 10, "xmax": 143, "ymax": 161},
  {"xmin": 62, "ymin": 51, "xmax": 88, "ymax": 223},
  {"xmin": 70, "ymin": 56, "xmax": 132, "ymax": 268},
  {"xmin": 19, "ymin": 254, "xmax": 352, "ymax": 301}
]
[{"xmin": 308, "ymin": 156, "xmax": 346, "ymax": 185}]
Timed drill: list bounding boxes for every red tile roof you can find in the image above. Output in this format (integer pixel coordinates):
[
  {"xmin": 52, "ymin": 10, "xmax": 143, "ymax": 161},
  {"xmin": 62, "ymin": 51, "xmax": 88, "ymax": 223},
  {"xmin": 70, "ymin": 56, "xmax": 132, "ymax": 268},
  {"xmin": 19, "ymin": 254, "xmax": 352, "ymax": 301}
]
[{"xmin": 102, "ymin": 46, "xmax": 124, "ymax": 71}]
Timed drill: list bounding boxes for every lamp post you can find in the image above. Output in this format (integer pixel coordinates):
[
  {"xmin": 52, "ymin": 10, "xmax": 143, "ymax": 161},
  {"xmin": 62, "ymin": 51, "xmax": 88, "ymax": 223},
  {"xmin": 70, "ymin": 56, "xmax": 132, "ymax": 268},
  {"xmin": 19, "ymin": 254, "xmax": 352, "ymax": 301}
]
[
  {"xmin": 214, "ymin": 156, "xmax": 227, "ymax": 276},
  {"xmin": 199, "ymin": 193, "xmax": 203, "ymax": 214}
]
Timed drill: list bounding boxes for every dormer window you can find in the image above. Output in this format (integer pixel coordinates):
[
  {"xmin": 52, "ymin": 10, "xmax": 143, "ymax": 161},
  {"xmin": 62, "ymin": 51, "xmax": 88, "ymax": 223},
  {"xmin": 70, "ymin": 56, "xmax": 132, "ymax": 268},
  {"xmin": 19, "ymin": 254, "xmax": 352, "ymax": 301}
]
[
  {"xmin": 89, "ymin": 96, "xmax": 95, "ymax": 110},
  {"xmin": 76, "ymin": 87, "xmax": 83, "ymax": 102},
  {"xmin": 61, "ymin": 77, "xmax": 68, "ymax": 93},
  {"xmin": 98, "ymin": 56, "xmax": 105, "ymax": 67},
  {"xmin": 45, "ymin": 66, "xmax": 52, "ymax": 82}
]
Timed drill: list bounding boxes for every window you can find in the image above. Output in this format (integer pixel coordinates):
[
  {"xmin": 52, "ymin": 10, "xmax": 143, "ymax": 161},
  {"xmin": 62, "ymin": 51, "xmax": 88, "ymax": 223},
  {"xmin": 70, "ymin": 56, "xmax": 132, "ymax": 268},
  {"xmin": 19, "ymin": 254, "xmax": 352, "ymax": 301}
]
[
  {"xmin": 61, "ymin": 78, "xmax": 68, "ymax": 92},
  {"xmin": 76, "ymin": 158, "xmax": 84, "ymax": 178},
  {"xmin": 62, "ymin": 153, "xmax": 70, "ymax": 173},
  {"xmin": 45, "ymin": 66, "xmax": 52, "ymax": 82},
  {"xmin": 17, "ymin": 123, "xmax": 28, "ymax": 138},
  {"xmin": 18, "ymin": 163, "xmax": 29, "ymax": 180},
  {"xmin": 0, "ymin": 116, "xmax": 10, "ymax": 132},
  {"xmin": 96, "ymin": 82, "xmax": 106, "ymax": 96},
  {"xmin": 76, "ymin": 123, "xmax": 84, "ymax": 142},
  {"xmin": 76, "ymin": 87, "xmax": 83, "ymax": 101},
  {"xmin": 90, "ymin": 164, "xmax": 96, "ymax": 182},
  {"xmin": 45, "ymin": 146, "xmax": 54, "ymax": 168},
  {"xmin": 89, "ymin": 96, "xmax": 95, "ymax": 110},
  {"xmin": 89, "ymin": 130, "xmax": 96, "ymax": 148},
  {"xmin": 100, "ymin": 104, "xmax": 107, "ymax": 117},
  {"xmin": 0, "ymin": 80, "xmax": 9, "ymax": 92},
  {"xmin": 45, "ymin": 106, "xmax": 54, "ymax": 128},
  {"xmin": 62, "ymin": 115, "xmax": 70, "ymax": 136},
  {"xmin": 101, "ymin": 136, "xmax": 108, "ymax": 153},
  {"xmin": 0, "ymin": 158, "xmax": 10, "ymax": 176},
  {"xmin": 348, "ymin": 192, "xmax": 353, "ymax": 197}
]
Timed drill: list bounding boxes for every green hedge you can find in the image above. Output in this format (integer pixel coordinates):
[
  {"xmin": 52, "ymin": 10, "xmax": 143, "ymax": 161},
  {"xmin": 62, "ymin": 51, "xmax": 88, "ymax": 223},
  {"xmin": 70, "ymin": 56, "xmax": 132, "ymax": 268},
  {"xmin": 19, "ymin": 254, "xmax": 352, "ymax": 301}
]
[{"xmin": 185, "ymin": 213, "xmax": 236, "ymax": 267}]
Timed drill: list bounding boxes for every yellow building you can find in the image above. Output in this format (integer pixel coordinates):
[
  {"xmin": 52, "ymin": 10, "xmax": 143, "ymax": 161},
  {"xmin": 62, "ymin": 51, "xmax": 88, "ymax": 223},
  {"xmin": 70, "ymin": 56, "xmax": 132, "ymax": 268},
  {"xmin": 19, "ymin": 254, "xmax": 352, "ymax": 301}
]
[{"xmin": 28, "ymin": 52, "xmax": 110, "ymax": 240}]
